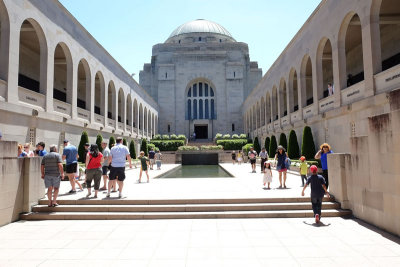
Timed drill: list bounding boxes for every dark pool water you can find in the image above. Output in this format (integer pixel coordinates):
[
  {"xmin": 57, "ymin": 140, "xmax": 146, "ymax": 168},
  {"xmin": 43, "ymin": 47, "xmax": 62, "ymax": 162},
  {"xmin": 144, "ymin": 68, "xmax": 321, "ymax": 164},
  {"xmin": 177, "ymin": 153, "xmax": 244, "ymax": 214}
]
[{"xmin": 160, "ymin": 165, "xmax": 233, "ymax": 178}]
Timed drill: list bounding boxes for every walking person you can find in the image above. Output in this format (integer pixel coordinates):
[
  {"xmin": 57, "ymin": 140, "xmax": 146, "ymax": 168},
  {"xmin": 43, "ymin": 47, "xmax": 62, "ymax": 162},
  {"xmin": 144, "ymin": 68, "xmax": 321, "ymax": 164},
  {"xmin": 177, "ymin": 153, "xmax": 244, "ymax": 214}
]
[
  {"xmin": 248, "ymin": 147, "xmax": 257, "ymax": 173},
  {"xmin": 148, "ymin": 147, "xmax": 155, "ymax": 170},
  {"xmin": 41, "ymin": 145, "xmax": 64, "ymax": 207},
  {"xmin": 100, "ymin": 141, "xmax": 111, "ymax": 190},
  {"xmin": 263, "ymin": 161, "xmax": 273, "ymax": 189},
  {"xmin": 301, "ymin": 165, "xmax": 330, "ymax": 223},
  {"xmin": 107, "ymin": 137, "xmax": 132, "ymax": 198},
  {"xmin": 259, "ymin": 147, "xmax": 269, "ymax": 172},
  {"xmin": 274, "ymin": 145, "xmax": 288, "ymax": 188},
  {"xmin": 299, "ymin": 156, "xmax": 308, "ymax": 187},
  {"xmin": 138, "ymin": 151, "xmax": 150, "ymax": 183},
  {"xmin": 315, "ymin": 143, "xmax": 333, "ymax": 189},
  {"xmin": 237, "ymin": 150, "xmax": 243, "ymax": 165},
  {"xmin": 231, "ymin": 150, "xmax": 236, "ymax": 164},
  {"xmin": 24, "ymin": 143, "xmax": 35, "ymax": 157},
  {"xmin": 85, "ymin": 144, "xmax": 103, "ymax": 198},
  {"xmin": 62, "ymin": 140, "xmax": 80, "ymax": 194},
  {"xmin": 155, "ymin": 149, "xmax": 162, "ymax": 170}
]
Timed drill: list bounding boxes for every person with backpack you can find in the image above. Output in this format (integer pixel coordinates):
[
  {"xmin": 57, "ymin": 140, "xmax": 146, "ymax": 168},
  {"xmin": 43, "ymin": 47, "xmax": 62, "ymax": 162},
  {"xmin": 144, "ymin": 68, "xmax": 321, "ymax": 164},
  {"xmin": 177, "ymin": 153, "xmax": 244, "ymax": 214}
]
[{"xmin": 85, "ymin": 144, "xmax": 103, "ymax": 198}]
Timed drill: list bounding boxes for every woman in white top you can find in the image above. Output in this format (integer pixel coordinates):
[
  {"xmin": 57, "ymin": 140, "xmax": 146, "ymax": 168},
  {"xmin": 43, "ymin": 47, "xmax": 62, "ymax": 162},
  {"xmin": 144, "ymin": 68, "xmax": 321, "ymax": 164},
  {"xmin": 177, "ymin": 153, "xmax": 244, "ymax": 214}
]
[
  {"xmin": 24, "ymin": 143, "xmax": 35, "ymax": 157},
  {"xmin": 263, "ymin": 161, "xmax": 273, "ymax": 189}
]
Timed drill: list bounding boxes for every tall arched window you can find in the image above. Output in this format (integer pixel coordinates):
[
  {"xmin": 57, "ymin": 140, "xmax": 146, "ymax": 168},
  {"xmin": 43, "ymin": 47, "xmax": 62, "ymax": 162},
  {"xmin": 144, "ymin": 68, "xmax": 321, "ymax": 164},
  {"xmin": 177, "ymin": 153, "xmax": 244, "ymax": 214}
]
[{"xmin": 186, "ymin": 80, "xmax": 216, "ymax": 120}]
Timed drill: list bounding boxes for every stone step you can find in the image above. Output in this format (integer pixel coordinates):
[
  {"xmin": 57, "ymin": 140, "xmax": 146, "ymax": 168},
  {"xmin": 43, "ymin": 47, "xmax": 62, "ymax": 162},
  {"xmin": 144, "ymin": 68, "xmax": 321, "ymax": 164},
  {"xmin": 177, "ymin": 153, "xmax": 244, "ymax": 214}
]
[
  {"xmin": 20, "ymin": 209, "xmax": 352, "ymax": 220},
  {"xmin": 32, "ymin": 202, "xmax": 340, "ymax": 213},
  {"xmin": 38, "ymin": 196, "xmax": 334, "ymax": 206}
]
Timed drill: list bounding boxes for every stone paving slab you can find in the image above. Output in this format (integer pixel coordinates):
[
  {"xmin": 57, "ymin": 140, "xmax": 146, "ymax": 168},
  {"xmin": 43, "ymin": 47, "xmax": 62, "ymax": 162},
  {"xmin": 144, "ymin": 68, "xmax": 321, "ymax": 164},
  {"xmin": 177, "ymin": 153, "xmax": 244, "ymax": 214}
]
[
  {"xmin": 50, "ymin": 163, "xmax": 315, "ymax": 201},
  {"xmin": 1, "ymin": 217, "xmax": 399, "ymax": 266}
]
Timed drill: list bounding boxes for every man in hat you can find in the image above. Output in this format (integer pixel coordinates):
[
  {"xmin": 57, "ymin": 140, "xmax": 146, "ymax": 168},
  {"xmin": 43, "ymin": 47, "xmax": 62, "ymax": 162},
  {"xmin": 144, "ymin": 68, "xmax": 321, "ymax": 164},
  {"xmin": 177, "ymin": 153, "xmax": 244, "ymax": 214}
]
[
  {"xmin": 302, "ymin": 165, "xmax": 330, "ymax": 223},
  {"xmin": 315, "ymin": 143, "xmax": 333, "ymax": 189},
  {"xmin": 62, "ymin": 140, "xmax": 79, "ymax": 193}
]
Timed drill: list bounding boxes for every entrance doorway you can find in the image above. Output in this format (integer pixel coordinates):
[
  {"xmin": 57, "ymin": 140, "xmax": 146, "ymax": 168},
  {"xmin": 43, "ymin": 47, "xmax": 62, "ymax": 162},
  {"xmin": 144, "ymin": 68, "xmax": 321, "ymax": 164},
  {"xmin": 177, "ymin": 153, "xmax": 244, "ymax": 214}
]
[{"xmin": 194, "ymin": 125, "xmax": 208, "ymax": 139}]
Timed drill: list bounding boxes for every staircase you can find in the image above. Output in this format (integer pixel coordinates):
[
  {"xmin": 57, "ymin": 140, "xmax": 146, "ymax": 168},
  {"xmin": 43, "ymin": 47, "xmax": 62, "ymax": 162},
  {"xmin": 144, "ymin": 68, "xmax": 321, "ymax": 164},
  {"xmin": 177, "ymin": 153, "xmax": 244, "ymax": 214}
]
[{"xmin": 20, "ymin": 197, "xmax": 351, "ymax": 220}]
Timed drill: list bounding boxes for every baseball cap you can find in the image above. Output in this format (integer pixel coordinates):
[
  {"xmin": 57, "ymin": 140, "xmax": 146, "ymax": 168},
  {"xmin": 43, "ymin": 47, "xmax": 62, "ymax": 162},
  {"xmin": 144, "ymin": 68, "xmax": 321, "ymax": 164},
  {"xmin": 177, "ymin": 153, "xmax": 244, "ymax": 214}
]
[
  {"xmin": 63, "ymin": 139, "xmax": 69, "ymax": 143},
  {"xmin": 310, "ymin": 165, "xmax": 318, "ymax": 173}
]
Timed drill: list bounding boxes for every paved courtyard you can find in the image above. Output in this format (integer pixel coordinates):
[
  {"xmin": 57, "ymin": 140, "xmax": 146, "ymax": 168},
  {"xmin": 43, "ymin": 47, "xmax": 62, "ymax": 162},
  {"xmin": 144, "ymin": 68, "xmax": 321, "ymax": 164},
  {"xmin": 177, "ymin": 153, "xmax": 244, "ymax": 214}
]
[{"xmin": 1, "ymin": 163, "xmax": 400, "ymax": 266}]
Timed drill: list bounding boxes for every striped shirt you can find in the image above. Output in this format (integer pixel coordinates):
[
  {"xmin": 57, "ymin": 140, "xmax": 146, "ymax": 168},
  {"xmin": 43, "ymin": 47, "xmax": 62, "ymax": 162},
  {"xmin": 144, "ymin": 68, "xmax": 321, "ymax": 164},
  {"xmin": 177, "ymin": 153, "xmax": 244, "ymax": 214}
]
[{"xmin": 41, "ymin": 152, "xmax": 62, "ymax": 176}]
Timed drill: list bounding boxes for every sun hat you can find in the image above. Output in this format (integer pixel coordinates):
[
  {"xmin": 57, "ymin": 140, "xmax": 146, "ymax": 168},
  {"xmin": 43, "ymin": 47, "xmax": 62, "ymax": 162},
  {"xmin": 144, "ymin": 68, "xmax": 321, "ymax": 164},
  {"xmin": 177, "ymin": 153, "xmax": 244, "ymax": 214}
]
[
  {"xmin": 310, "ymin": 165, "xmax": 318, "ymax": 173},
  {"xmin": 320, "ymin": 143, "xmax": 331, "ymax": 150},
  {"xmin": 276, "ymin": 145, "xmax": 286, "ymax": 152}
]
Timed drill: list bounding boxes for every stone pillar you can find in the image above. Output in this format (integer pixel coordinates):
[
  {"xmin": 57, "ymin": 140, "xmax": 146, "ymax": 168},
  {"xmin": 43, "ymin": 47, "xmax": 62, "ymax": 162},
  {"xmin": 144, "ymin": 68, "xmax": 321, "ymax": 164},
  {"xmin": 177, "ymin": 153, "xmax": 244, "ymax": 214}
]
[
  {"xmin": 121, "ymin": 94, "xmax": 126, "ymax": 132},
  {"xmin": 88, "ymin": 70, "xmax": 94, "ymax": 124},
  {"xmin": 0, "ymin": 16, "xmax": 10, "ymax": 84},
  {"xmin": 328, "ymin": 153, "xmax": 351, "ymax": 209},
  {"xmin": 45, "ymin": 44, "xmax": 54, "ymax": 112},
  {"xmin": 6, "ymin": 23, "xmax": 20, "ymax": 104},
  {"xmin": 296, "ymin": 72, "xmax": 304, "ymax": 120},
  {"xmin": 332, "ymin": 40, "xmax": 343, "ymax": 108},
  {"xmin": 311, "ymin": 56, "xmax": 319, "ymax": 116},
  {"xmin": 286, "ymin": 77, "xmax": 291, "ymax": 123},
  {"xmin": 71, "ymin": 60, "xmax": 78, "ymax": 119},
  {"xmin": 104, "ymin": 81, "xmax": 109, "ymax": 127},
  {"xmin": 23, "ymin": 156, "xmax": 43, "ymax": 212}
]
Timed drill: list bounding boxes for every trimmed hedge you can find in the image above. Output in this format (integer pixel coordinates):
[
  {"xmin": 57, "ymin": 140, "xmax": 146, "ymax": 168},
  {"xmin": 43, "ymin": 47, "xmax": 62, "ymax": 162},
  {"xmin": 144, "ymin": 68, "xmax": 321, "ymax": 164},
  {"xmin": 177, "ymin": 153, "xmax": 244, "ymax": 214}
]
[
  {"xmin": 254, "ymin": 137, "xmax": 261, "ymax": 154},
  {"xmin": 287, "ymin": 130, "xmax": 300, "ymax": 159},
  {"xmin": 264, "ymin": 137, "xmax": 270, "ymax": 153},
  {"xmin": 178, "ymin": 146, "xmax": 199, "ymax": 151},
  {"xmin": 109, "ymin": 136, "xmax": 116, "ymax": 149},
  {"xmin": 152, "ymin": 134, "xmax": 186, "ymax": 141},
  {"xmin": 96, "ymin": 134, "xmax": 103, "ymax": 152},
  {"xmin": 140, "ymin": 139, "xmax": 148, "ymax": 156},
  {"xmin": 123, "ymin": 138, "xmax": 127, "ymax": 146},
  {"xmin": 279, "ymin": 133, "xmax": 287, "ymax": 151},
  {"xmin": 301, "ymin": 126, "xmax": 316, "ymax": 161},
  {"xmin": 216, "ymin": 139, "xmax": 248, "ymax": 150},
  {"xmin": 200, "ymin": 145, "xmax": 223, "ymax": 150},
  {"xmin": 129, "ymin": 140, "xmax": 136, "ymax": 159},
  {"xmin": 78, "ymin": 131, "xmax": 89, "ymax": 163},
  {"xmin": 150, "ymin": 140, "xmax": 185, "ymax": 151},
  {"xmin": 242, "ymin": 143, "xmax": 253, "ymax": 155},
  {"xmin": 269, "ymin": 135, "xmax": 277, "ymax": 157}
]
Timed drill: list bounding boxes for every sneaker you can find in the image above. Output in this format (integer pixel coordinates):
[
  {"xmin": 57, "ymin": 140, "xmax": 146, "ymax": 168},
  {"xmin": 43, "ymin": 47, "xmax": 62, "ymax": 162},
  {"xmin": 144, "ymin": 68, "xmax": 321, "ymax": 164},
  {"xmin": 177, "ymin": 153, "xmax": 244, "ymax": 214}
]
[
  {"xmin": 68, "ymin": 190, "xmax": 76, "ymax": 194},
  {"xmin": 106, "ymin": 193, "xmax": 110, "ymax": 198},
  {"xmin": 119, "ymin": 193, "xmax": 123, "ymax": 199},
  {"xmin": 315, "ymin": 214, "xmax": 320, "ymax": 223}
]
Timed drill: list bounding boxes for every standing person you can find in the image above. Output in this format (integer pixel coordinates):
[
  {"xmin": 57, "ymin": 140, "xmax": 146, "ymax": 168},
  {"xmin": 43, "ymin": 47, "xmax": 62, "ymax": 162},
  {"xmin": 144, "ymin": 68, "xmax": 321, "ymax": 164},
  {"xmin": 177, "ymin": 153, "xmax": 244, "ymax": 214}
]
[
  {"xmin": 41, "ymin": 145, "xmax": 64, "ymax": 207},
  {"xmin": 17, "ymin": 144, "xmax": 27, "ymax": 158},
  {"xmin": 259, "ymin": 147, "xmax": 269, "ymax": 172},
  {"xmin": 24, "ymin": 143, "xmax": 35, "ymax": 157},
  {"xmin": 299, "ymin": 156, "xmax": 308, "ymax": 187},
  {"xmin": 192, "ymin": 132, "xmax": 196, "ymax": 141},
  {"xmin": 231, "ymin": 150, "xmax": 236, "ymax": 164},
  {"xmin": 301, "ymin": 165, "xmax": 330, "ymax": 223},
  {"xmin": 263, "ymin": 161, "xmax": 273, "ymax": 189},
  {"xmin": 107, "ymin": 137, "xmax": 132, "ymax": 198},
  {"xmin": 274, "ymin": 145, "xmax": 288, "ymax": 188},
  {"xmin": 148, "ymin": 147, "xmax": 155, "ymax": 170},
  {"xmin": 327, "ymin": 83, "xmax": 334, "ymax": 96},
  {"xmin": 155, "ymin": 149, "xmax": 162, "ymax": 170},
  {"xmin": 85, "ymin": 144, "xmax": 103, "ymax": 198},
  {"xmin": 237, "ymin": 150, "xmax": 243, "ymax": 165},
  {"xmin": 36, "ymin": 142, "xmax": 47, "ymax": 156},
  {"xmin": 138, "ymin": 151, "xmax": 150, "ymax": 183},
  {"xmin": 315, "ymin": 143, "xmax": 333, "ymax": 189},
  {"xmin": 248, "ymin": 147, "xmax": 257, "ymax": 173},
  {"xmin": 62, "ymin": 140, "xmax": 80, "ymax": 194},
  {"xmin": 100, "ymin": 141, "xmax": 111, "ymax": 190}
]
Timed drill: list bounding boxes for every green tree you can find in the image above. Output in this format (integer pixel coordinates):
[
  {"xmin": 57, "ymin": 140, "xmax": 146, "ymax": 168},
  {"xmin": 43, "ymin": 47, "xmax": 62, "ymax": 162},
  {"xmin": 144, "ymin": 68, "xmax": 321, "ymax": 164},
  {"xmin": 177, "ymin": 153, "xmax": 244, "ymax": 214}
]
[
  {"xmin": 279, "ymin": 132, "xmax": 287, "ymax": 151},
  {"xmin": 78, "ymin": 131, "xmax": 89, "ymax": 163},
  {"xmin": 253, "ymin": 137, "xmax": 261, "ymax": 154},
  {"xmin": 123, "ymin": 138, "xmax": 127, "ymax": 146},
  {"xmin": 288, "ymin": 130, "xmax": 300, "ymax": 159},
  {"xmin": 96, "ymin": 134, "xmax": 103, "ymax": 153},
  {"xmin": 301, "ymin": 126, "xmax": 316, "ymax": 160},
  {"xmin": 140, "ymin": 138, "xmax": 148, "ymax": 156},
  {"xmin": 264, "ymin": 137, "xmax": 270, "ymax": 156},
  {"xmin": 129, "ymin": 140, "xmax": 136, "ymax": 159},
  {"xmin": 109, "ymin": 136, "xmax": 116, "ymax": 149},
  {"xmin": 269, "ymin": 135, "xmax": 277, "ymax": 157}
]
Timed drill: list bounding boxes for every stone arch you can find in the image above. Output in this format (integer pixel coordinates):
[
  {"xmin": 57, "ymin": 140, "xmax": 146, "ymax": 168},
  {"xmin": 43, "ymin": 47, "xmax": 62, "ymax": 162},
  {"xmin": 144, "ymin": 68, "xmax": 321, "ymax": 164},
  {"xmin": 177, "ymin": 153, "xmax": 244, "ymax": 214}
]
[
  {"xmin": 338, "ymin": 12, "xmax": 365, "ymax": 89},
  {"xmin": 316, "ymin": 37, "xmax": 334, "ymax": 99},
  {"xmin": 271, "ymin": 86, "xmax": 278, "ymax": 121},
  {"xmin": 77, "ymin": 58, "xmax": 91, "ymax": 111},
  {"xmin": 279, "ymin": 78, "xmax": 288, "ymax": 117},
  {"xmin": 139, "ymin": 103, "xmax": 143, "ymax": 132},
  {"xmin": 256, "ymin": 101, "xmax": 260, "ymax": 129},
  {"xmin": 117, "ymin": 88, "xmax": 125, "ymax": 125},
  {"xmin": 94, "ymin": 71, "xmax": 105, "ymax": 115},
  {"xmin": 126, "ymin": 93, "xmax": 132, "ymax": 126},
  {"xmin": 288, "ymin": 68, "xmax": 299, "ymax": 112},
  {"xmin": 133, "ymin": 98, "xmax": 138, "ymax": 129},
  {"xmin": 53, "ymin": 42, "xmax": 73, "ymax": 104},
  {"xmin": 260, "ymin": 96, "xmax": 265, "ymax": 126},
  {"xmin": 107, "ymin": 81, "xmax": 116, "ymax": 120},
  {"xmin": 144, "ymin": 106, "xmax": 148, "ymax": 134},
  {"xmin": 266, "ymin": 92, "xmax": 271, "ymax": 124},
  {"xmin": 18, "ymin": 18, "xmax": 48, "ymax": 95},
  {"xmin": 185, "ymin": 78, "xmax": 216, "ymax": 120},
  {"xmin": 0, "ymin": 0, "xmax": 10, "ymax": 82},
  {"xmin": 300, "ymin": 55, "xmax": 314, "ymax": 107}
]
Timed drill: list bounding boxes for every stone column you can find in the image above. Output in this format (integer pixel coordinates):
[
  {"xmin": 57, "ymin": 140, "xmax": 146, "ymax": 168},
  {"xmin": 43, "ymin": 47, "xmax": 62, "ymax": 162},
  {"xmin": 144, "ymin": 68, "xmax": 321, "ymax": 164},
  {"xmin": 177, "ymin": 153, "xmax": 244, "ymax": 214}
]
[
  {"xmin": 71, "ymin": 60, "xmax": 78, "ymax": 119},
  {"xmin": 44, "ymin": 44, "xmax": 54, "ymax": 112},
  {"xmin": 286, "ymin": 77, "xmax": 291, "ymax": 124},
  {"xmin": 104, "ymin": 80, "xmax": 109, "ymax": 127},
  {"xmin": 0, "ymin": 17, "xmax": 10, "ymax": 85},
  {"xmin": 296, "ymin": 72, "xmax": 304, "ymax": 120},
  {"xmin": 332, "ymin": 40, "xmax": 343, "ymax": 108},
  {"xmin": 88, "ymin": 70, "xmax": 94, "ymax": 124},
  {"xmin": 6, "ymin": 23, "xmax": 19, "ymax": 104},
  {"xmin": 311, "ymin": 55, "xmax": 319, "ymax": 116}
]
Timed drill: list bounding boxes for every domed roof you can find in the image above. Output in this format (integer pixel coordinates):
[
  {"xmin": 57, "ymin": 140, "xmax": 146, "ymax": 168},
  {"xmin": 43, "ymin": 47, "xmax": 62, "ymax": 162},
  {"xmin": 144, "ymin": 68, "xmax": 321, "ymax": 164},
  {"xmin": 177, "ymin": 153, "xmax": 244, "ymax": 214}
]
[{"xmin": 167, "ymin": 19, "xmax": 235, "ymax": 42}]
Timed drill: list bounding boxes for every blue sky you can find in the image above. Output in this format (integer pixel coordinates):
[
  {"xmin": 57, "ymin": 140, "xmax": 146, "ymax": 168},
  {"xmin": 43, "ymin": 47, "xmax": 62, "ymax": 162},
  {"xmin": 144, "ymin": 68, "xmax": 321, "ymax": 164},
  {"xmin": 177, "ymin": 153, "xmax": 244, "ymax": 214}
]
[{"xmin": 59, "ymin": 0, "xmax": 321, "ymax": 78}]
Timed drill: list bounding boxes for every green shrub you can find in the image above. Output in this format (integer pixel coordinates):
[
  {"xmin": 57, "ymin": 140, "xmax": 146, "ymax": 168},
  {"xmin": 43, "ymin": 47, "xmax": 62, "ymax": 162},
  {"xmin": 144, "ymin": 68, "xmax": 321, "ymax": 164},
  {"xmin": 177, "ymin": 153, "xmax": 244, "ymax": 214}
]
[
  {"xmin": 140, "ymin": 139, "xmax": 148, "ymax": 156},
  {"xmin": 147, "ymin": 143, "xmax": 156, "ymax": 151},
  {"xmin": 253, "ymin": 137, "xmax": 261, "ymax": 154},
  {"xmin": 200, "ymin": 145, "xmax": 223, "ymax": 150},
  {"xmin": 216, "ymin": 139, "xmax": 248, "ymax": 150},
  {"xmin": 222, "ymin": 134, "xmax": 231, "ymax": 139},
  {"xmin": 242, "ymin": 143, "xmax": 253, "ymax": 155},
  {"xmin": 129, "ymin": 140, "xmax": 136, "ymax": 159},
  {"xmin": 288, "ymin": 130, "xmax": 300, "ymax": 159},
  {"xmin": 301, "ymin": 126, "xmax": 316, "ymax": 161},
  {"xmin": 232, "ymin": 134, "xmax": 239, "ymax": 139},
  {"xmin": 78, "ymin": 131, "xmax": 89, "ymax": 163},
  {"xmin": 264, "ymin": 137, "xmax": 270, "ymax": 154},
  {"xmin": 170, "ymin": 134, "xmax": 178, "ymax": 140},
  {"xmin": 150, "ymin": 140, "xmax": 185, "ymax": 151},
  {"xmin": 247, "ymin": 138, "xmax": 253, "ymax": 144},
  {"xmin": 215, "ymin": 133, "xmax": 223, "ymax": 140},
  {"xmin": 269, "ymin": 135, "xmax": 277, "ymax": 157},
  {"xmin": 177, "ymin": 134, "xmax": 186, "ymax": 140},
  {"xmin": 279, "ymin": 133, "xmax": 287, "ymax": 151},
  {"xmin": 109, "ymin": 136, "xmax": 116, "ymax": 149},
  {"xmin": 239, "ymin": 134, "xmax": 247, "ymax": 139},
  {"xmin": 96, "ymin": 134, "xmax": 103, "ymax": 153},
  {"xmin": 153, "ymin": 134, "xmax": 162, "ymax": 140},
  {"xmin": 123, "ymin": 138, "xmax": 127, "ymax": 147},
  {"xmin": 161, "ymin": 134, "xmax": 169, "ymax": 140},
  {"xmin": 178, "ymin": 146, "xmax": 199, "ymax": 151}
]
